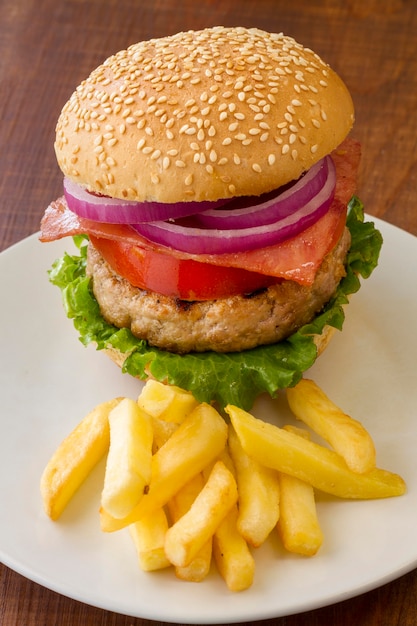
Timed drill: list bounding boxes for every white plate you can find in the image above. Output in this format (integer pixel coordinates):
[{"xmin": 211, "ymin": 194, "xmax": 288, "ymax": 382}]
[{"xmin": 0, "ymin": 219, "xmax": 416, "ymax": 624}]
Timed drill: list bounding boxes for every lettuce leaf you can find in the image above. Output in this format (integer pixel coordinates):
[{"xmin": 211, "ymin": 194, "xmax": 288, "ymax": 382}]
[{"xmin": 49, "ymin": 197, "xmax": 382, "ymax": 409}]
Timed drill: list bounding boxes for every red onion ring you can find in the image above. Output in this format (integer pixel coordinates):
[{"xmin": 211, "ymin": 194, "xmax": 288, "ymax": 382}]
[
  {"xmin": 63, "ymin": 178, "xmax": 227, "ymax": 223},
  {"xmin": 196, "ymin": 157, "xmax": 330, "ymax": 229},
  {"xmin": 133, "ymin": 157, "xmax": 336, "ymax": 254}
]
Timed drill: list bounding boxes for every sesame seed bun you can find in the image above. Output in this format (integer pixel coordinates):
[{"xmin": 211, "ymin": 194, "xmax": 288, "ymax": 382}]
[{"xmin": 55, "ymin": 26, "xmax": 354, "ymax": 203}]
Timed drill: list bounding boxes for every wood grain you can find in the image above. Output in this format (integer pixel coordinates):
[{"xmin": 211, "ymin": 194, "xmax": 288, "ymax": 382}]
[{"xmin": 1, "ymin": 1, "xmax": 416, "ymax": 624}]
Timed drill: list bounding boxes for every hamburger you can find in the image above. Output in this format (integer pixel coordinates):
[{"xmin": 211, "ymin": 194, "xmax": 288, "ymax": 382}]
[{"xmin": 40, "ymin": 26, "xmax": 382, "ymax": 409}]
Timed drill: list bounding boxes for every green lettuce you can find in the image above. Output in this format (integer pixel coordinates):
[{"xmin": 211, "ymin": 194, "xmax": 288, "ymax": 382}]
[{"xmin": 49, "ymin": 197, "xmax": 382, "ymax": 410}]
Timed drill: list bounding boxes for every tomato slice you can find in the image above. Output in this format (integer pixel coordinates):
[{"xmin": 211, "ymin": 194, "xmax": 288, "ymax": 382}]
[{"xmin": 90, "ymin": 235, "xmax": 278, "ymax": 300}]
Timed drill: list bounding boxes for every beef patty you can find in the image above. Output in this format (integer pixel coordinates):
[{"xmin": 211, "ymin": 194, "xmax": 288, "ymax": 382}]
[{"xmin": 86, "ymin": 227, "xmax": 351, "ymax": 354}]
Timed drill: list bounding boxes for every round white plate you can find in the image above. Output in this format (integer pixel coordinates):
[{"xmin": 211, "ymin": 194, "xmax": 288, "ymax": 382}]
[{"xmin": 0, "ymin": 218, "xmax": 416, "ymax": 623}]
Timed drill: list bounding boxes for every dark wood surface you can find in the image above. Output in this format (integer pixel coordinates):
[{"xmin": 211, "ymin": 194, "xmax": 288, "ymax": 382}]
[{"xmin": 1, "ymin": 1, "xmax": 416, "ymax": 624}]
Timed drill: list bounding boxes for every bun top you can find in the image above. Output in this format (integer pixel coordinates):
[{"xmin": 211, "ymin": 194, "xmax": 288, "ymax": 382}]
[{"xmin": 55, "ymin": 26, "xmax": 354, "ymax": 203}]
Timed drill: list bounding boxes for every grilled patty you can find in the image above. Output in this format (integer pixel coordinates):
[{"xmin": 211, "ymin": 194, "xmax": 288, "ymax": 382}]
[{"xmin": 86, "ymin": 227, "xmax": 351, "ymax": 354}]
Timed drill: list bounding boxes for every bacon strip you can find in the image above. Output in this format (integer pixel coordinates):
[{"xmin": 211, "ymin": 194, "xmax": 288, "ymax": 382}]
[{"xmin": 40, "ymin": 138, "xmax": 360, "ymax": 285}]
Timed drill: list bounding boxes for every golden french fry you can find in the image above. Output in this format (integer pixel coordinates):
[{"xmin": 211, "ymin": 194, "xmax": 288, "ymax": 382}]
[
  {"xmin": 164, "ymin": 461, "xmax": 238, "ymax": 568},
  {"xmin": 228, "ymin": 425, "xmax": 280, "ymax": 547},
  {"xmin": 279, "ymin": 424, "xmax": 323, "ymax": 554},
  {"xmin": 174, "ymin": 542, "xmax": 212, "ymax": 582},
  {"xmin": 40, "ymin": 397, "xmax": 122, "ymax": 520},
  {"xmin": 213, "ymin": 504, "xmax": 255, "ymax": 592},
  {"xmin": 283, "ymin": 424, "xmax": 310, "ymax": 438},
  {"xmin": 129, "ymin": 508, "xmax": 171, "ymax": 571},
  {"xmin": 138, "ymin": 380, "xmax": 198, "ymax": 424},
  {"xmin": 167, "ymin": 473, "xmax": 212, "ymax": 582},
  {"xmin": 100, "ymin": 402, "xmax": 228, "ymax": 531},
  {"xmin": 277, "ymin": 472, "xmax": 323, "ymax": 556},
  {"xmin": 287, "ymin": 379, "xmax": 376, "ymax": 474},
  {"xmin": 99, "ymin": 506, "xmax": 126, "ymax": 532},
  {"xmin": 101, "ymin": 398, "xmax": 153, "ymax": 519},
  {"xmin": 151, "ymin": 416, "xmax": 178, "ymax": 452},
  {"xmin": 225, "ymin": 405, "xmax": 406, "ymax": 500}
]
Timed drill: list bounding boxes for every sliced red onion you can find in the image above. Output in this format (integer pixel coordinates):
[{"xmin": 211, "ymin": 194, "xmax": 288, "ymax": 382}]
[
  {"xmin": 196, "ymin": 157, "xmax": 330, "ymax": 228},
  {"xmin": 133, "ymin": 157, "xmax": 336, "ymax": 254},
  {"xmin": 63, "ymin": 177, "xmax": 227, "ymax": 224}
]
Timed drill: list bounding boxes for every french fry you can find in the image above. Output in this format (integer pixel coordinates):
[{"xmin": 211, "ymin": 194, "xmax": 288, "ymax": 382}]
[
  {"xmin": 101, "ymin": 398, "xmax": 153, "ymax": 519},
  {"xmin": 279, "ymin": 425, "xmax": 323, "ymax": 555},
  {"xmin": 175, "ymin": 539, "xmax": 212, "ymax": 583},
  {"xmin": 40, "ymin": 397, "xmax": 122, "ymax": 520},
  {"xmin": 100, "ymin": 402, "xmax": 228, "ymax": 531},
  {"xmin": 213, "ymin": 503, "xmax": 255, "ymax": 592},
  {"xmin": 129, "ymin": 508, "xmax": 171, "ymax": 571},
  {"xmin": 225, "ymin": 405, "xmax": 406, "ymax": 499},
  {"xmin": 99, "ymin": 506, "xmax": 127, "ymax": 532},
  {"xmin": 168, "ymin": 473, "xmax": 212, "ymax": 582},
  {"xmin": 277, "ymin": 472, "xmax": 323, "ymax": 556},
  {"xmin": 151, "ymin": 416, "xmax": 178, "ymax": 452},
  {"xmin": 283, "ymin": 424, "xmax": 311, "ymax": 438},
  {"xmin": 228, "ymin": 425, "xmax": 280, "ymax": 547},
  {"xmin": 287, "ymin": 379, "xmax": 376, "ymax": 473},
  {"xmin": 164, "ymin": 461, "xmax": 238, "ymax": 568},
  {"xmin": 138, "ymin": 380, "xmax": 198, "ymax": 424}
]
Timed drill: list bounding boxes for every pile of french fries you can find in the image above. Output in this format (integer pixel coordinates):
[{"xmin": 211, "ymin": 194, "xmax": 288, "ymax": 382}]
[{"xmin": 40, "ymin": 378, "xmax": 406, "ymax": 592}]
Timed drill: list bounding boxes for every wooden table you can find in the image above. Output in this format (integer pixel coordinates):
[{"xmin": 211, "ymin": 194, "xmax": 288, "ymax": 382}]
[{"xmin": 1, "ymin": 1, "xmax": 416, "ymax": 624}]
